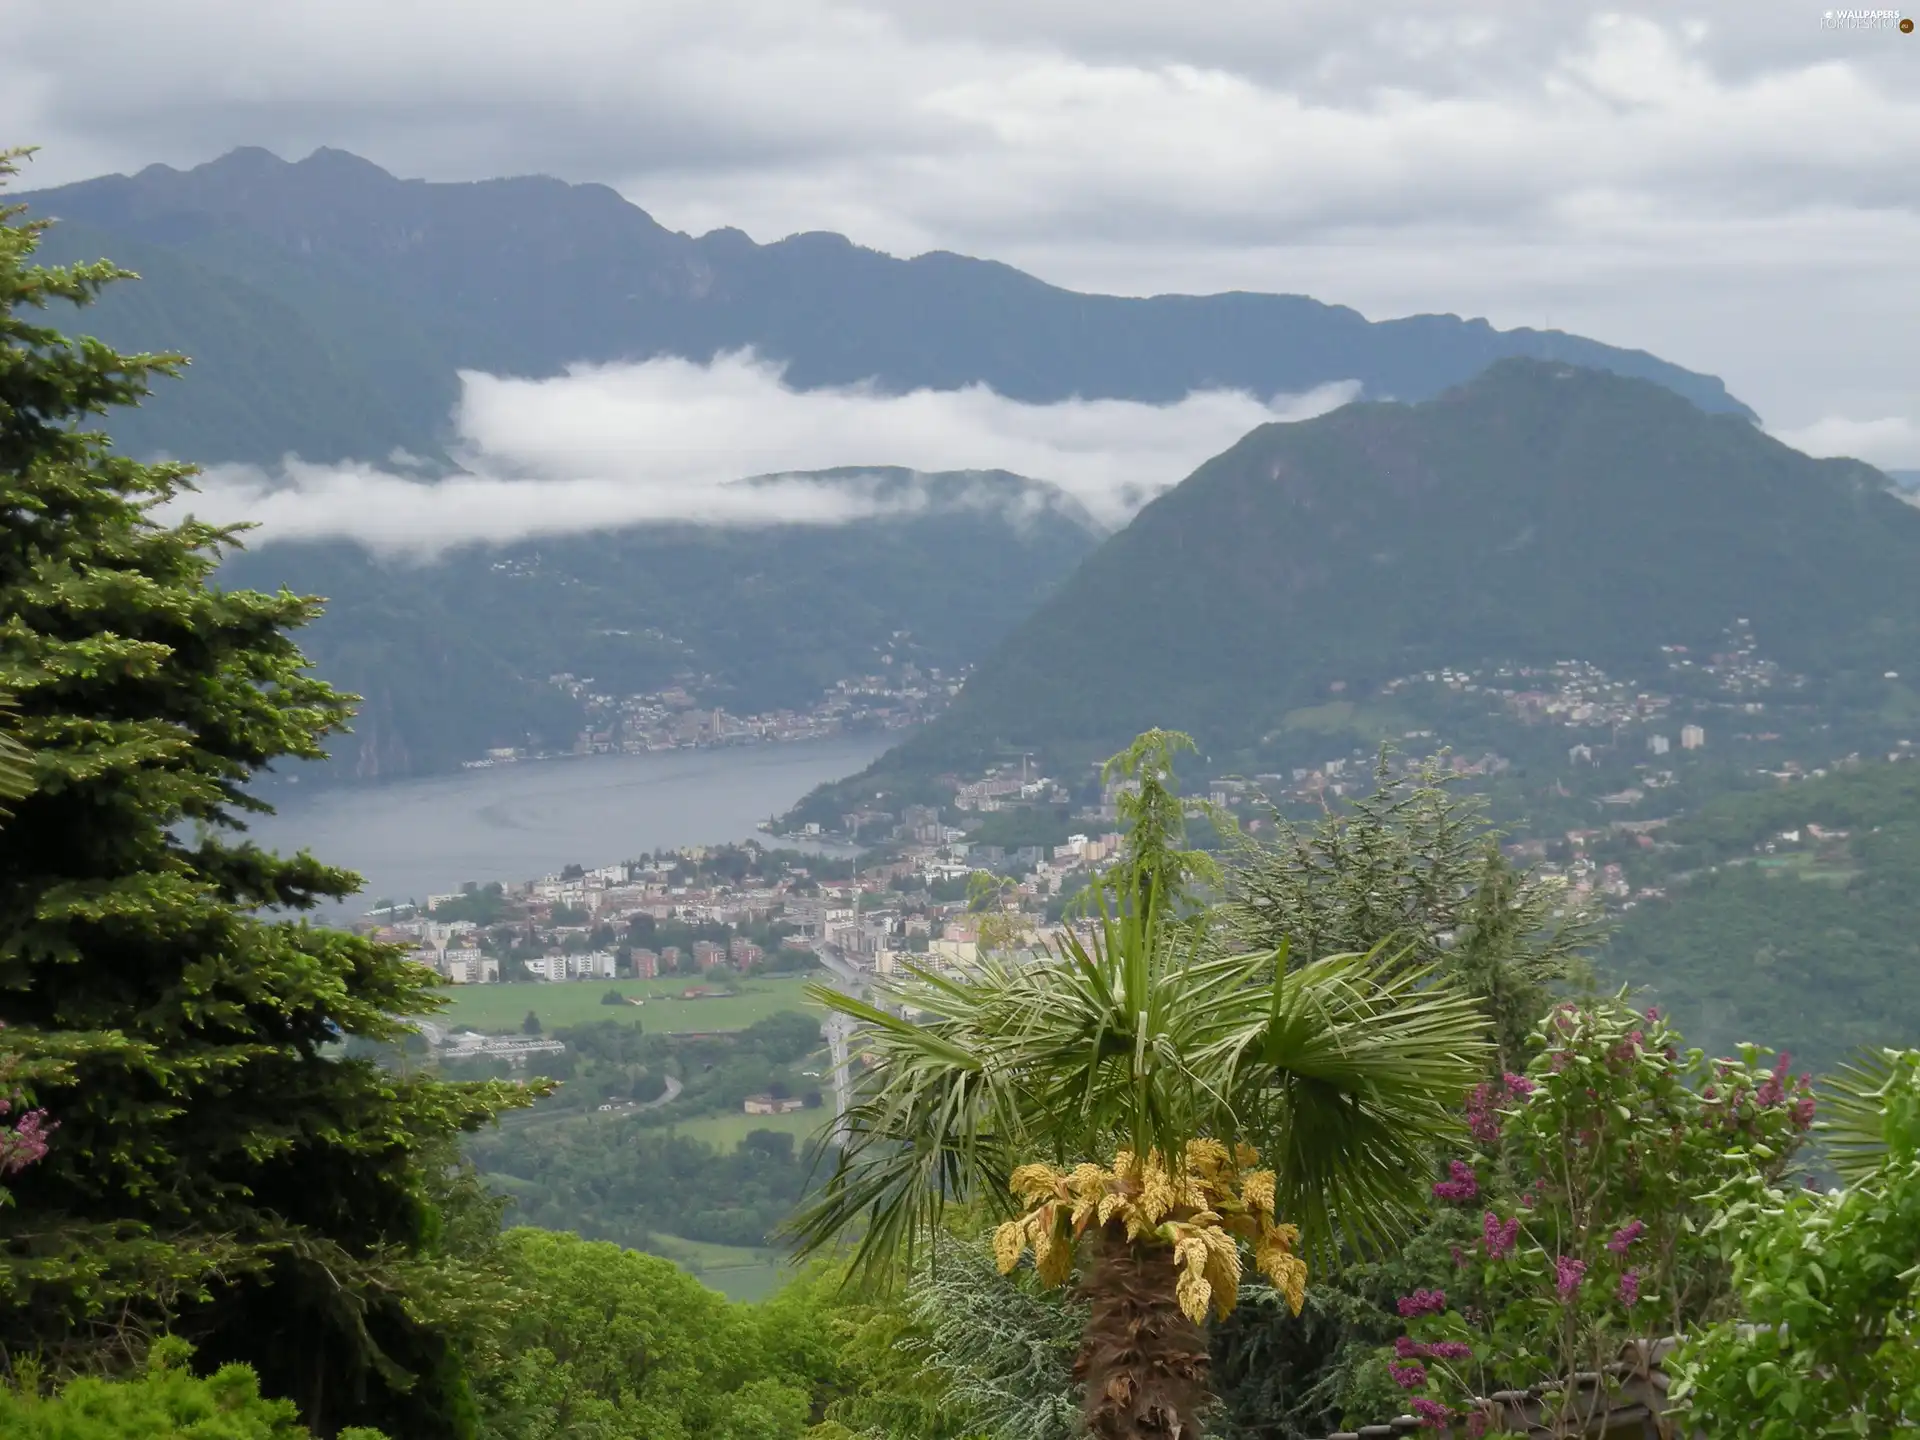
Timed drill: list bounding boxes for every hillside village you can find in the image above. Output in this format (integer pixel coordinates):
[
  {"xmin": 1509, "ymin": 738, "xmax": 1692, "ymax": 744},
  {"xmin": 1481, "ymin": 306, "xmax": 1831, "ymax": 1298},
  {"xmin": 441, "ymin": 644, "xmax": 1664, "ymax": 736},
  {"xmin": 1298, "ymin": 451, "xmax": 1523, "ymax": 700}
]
[{"xmin": 461, "ymin": 655, "xmax": 967, "ymax": 767}]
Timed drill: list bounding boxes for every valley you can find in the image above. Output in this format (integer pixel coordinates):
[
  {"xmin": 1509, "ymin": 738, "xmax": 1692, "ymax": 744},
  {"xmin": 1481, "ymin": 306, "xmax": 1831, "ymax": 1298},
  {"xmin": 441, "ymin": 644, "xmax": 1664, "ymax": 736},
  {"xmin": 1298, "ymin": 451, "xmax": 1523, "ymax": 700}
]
[{"xmin": 6, "ymin": 93, "xmax": 1920, "ymax": 1439}]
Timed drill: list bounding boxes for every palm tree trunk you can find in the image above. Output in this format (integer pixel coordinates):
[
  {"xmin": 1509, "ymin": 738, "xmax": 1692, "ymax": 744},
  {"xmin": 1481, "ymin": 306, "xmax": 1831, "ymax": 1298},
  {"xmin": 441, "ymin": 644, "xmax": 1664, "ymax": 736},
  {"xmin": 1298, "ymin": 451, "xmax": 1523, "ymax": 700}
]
[{"xmin": 1074, "ymin": 1221, "xmax": 1213, "ymax": 1439}]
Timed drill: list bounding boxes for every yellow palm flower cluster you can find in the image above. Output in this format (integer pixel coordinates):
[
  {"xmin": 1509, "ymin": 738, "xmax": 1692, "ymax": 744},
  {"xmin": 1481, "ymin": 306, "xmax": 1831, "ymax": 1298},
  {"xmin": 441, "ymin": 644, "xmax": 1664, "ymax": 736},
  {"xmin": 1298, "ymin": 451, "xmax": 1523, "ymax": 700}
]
[{"xmin": 992, "ymin": 1139, "xmax": 1308, "ymax": 1323}]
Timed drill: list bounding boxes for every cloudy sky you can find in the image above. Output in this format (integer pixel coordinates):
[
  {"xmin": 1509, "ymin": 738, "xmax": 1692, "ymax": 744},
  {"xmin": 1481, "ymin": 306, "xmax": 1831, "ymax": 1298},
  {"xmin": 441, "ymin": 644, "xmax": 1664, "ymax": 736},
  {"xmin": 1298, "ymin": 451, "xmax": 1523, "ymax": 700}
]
[{"xmin": 5, "ymin": 0, "xmax": 1917, "ymax": 502}]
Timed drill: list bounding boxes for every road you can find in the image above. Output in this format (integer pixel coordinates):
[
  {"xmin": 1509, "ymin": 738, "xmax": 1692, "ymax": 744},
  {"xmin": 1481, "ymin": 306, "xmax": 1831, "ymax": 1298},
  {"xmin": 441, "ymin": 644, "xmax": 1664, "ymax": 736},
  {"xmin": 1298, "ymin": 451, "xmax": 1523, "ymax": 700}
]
[
  {"xmin": 814, "ymin": 944, "xmax": 870, "ymax": 1148},
  {"xmin": 637, "ymin": 1072, "xmax": 685, "ymax": 1110}
]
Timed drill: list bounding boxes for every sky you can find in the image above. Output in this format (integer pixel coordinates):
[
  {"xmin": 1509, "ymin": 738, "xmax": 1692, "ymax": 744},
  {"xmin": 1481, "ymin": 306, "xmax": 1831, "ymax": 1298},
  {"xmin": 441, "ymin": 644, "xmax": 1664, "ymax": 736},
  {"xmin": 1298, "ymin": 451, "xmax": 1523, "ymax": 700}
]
[{"xmin": 4, "ymin": 0, "xmax": 1918, "ymax": 542}]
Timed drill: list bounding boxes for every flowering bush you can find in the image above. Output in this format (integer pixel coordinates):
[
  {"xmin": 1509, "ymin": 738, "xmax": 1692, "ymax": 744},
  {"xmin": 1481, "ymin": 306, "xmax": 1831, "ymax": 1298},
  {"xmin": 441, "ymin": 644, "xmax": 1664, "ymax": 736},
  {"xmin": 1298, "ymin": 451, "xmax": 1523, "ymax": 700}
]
[
  {"xmin": 1389, "ymin": 996, "xmax": 1813, "ymax": 1433},
  {"xmin": 0, "ymin": 1024, "xmax": 54, "ymax": 1200}
]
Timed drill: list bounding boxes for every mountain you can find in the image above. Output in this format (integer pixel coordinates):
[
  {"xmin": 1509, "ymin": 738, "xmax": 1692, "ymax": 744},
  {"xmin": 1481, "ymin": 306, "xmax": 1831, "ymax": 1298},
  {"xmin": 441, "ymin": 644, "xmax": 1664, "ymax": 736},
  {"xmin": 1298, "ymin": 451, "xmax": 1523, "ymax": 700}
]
[
  {"xmin": 21, "ymin": 147, "xmax": 1754, "ymax": 467},
  {"xmin": 218, "ymin": 469, "xmax": 1100, "ymax": 780},
  {"xmin": 32, "ymin": 220, "xmax": 441, "ymax": 465},
  {"xmin": 810, "ymin": 360, "xmax": 1920, "ymax": 812}
]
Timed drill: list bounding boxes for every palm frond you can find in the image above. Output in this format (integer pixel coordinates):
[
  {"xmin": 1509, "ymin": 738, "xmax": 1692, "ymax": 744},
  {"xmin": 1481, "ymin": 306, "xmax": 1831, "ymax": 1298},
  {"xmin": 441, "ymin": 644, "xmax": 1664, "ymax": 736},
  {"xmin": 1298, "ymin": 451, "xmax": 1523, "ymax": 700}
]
[
  {"xmin": 1818, "ymin": 1047, "xmax": 1920, "ymax": 1184},
  {"xmin": 786, "ymin": 879, "xmax": 1491, "ymax": 1282},
  {"xmin": 1216, "ymin": 947, "xmax": 1493, "ymax": 1260}
]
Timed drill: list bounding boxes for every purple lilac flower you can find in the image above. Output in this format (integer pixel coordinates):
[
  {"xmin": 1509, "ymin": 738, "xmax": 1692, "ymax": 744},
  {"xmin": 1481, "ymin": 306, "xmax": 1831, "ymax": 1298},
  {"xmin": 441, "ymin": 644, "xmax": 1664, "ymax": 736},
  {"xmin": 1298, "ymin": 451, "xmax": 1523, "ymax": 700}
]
[
  {"xmin": 1644, "ymin": 1006, "xmax": 1660, "ymax": 1022},
  {"xmin": 1464, "ymin": 1083, "xmax": 1502, "ymax": 1146},
  {"xmin": 1433, "ymin": 1159, "xmax": 1479, "ymax": 1202},
  {"xmin": 1411, "ymin": 1396, "xmax": 1451, "ymax": 1428},
  {"xmin": 1482, "ymin": 1211, "xmax": 1519, "ymax": 1260},
  {"xmin": 1617, "ymin": 1269, "xmax": 1641, "ymax": 1307},
  {"xmin": 1554, "ymin": 1255, "xmax": 1587, "ymax": 1300},
  {"xmin": 1395, "ymin": 1337, "xmax": 1472, "ymax": 1362},
  {"xmin": 1606, "ymin": 1219, "xmax": 1645, "ymax": 1255},
  {"xmin": 1465, "ymin": 1412, "xmax": 1491, "ymax": 1439},
  {"xmin": 1791, "ymin": 1095, "xmax": 1817, "ymax": 1130},
  {"xmin": 1397, "ymin": 1289, "xmax": 1447, "ymax": 1318},
  {"xmin": 1503, "ymin": 1071, "xmax": 1535, "ymax": 1097},
  {"xmin": 1390, "ymin": 1361, "xmax": 1429, "ymax": 1390},
  {"xmin": 0, "ymin": 1106, "xmax": 53, "ymax": 1176}
]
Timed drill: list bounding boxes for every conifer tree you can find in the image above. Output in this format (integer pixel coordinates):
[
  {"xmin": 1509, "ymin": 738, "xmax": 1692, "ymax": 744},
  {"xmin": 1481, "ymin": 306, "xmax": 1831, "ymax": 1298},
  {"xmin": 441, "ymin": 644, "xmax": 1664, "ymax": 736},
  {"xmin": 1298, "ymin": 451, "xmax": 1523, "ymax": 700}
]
[{"xmin": 0, "ymin": 150, "xmax": 528, "ymax": 1437}]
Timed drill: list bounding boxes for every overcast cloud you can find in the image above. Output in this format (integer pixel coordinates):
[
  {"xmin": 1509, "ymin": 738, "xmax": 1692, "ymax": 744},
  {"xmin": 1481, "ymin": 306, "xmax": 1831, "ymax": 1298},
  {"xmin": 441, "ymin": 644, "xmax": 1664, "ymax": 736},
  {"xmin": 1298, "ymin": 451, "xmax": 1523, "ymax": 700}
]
[
  {"xmin": 174, "ymin": 354, "xmax": 1355, "ymax": 554},
  {"xmin": 4, "ymin": 0, "xmax": 1916, "ymax": 467}
]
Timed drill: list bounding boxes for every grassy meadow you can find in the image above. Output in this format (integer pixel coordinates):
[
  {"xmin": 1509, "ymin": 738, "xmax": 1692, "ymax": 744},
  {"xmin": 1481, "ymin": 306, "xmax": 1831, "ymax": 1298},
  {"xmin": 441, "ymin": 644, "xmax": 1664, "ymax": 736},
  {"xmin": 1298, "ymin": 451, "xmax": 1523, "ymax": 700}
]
[{"xmin": 429, "ymin": 973, "xmax": 820, "ymax": 1034}]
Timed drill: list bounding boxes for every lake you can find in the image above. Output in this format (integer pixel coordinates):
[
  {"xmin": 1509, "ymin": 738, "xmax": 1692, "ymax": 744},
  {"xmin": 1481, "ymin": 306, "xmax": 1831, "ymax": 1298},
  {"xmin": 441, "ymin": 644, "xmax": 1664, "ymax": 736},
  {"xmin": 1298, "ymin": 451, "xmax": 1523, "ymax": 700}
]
[{"xmin": 238, "ymin": 734, "xmax": 891, "ymax": 909}]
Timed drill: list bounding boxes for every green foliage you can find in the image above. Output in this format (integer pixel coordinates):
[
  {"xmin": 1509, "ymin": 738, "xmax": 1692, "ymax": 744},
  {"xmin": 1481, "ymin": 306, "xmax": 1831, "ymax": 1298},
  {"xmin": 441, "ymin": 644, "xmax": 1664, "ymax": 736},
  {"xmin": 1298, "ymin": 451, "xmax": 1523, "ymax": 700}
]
[
  {"xmin": 788, "ymin": 864, "xmax": 1491, "ymax": 1278},
  {"xmin": 430, "ymin": 884, "xmax": 512, "ymax": 926},
  {"xmin": 1604, "ymin": 759, "xmax": 1920, "ymax": 1071},
  {"xmin": 1654, "ymin": 760, "xmax": 1920, "ymax": 867},
  {"xmin": 1207, "ymin": 1222, "xmax": 1468, "ymax": 1440},
  {"xmin": 900, "ymin": 1234, "xmax": 1085, "ymax": 1440},
  {"xmin": 961, "ymin": 806, "xmax": 1076, "ymax": 852},
  {"xmin": 1393, "ymin": 998, "xmax": 1813, "ymax": 1435},
  {"xmin": 757, "ymin": 1260, "xmax": 973, "ymax": 1440},
  {"xmin": 1098, "ymin": 728, "xmax": 1218, "ymax": 917},
  {"xmin": 1221, "ymin": 756, "xmax": 1603, "ymax": 1072},
  {"xmin": 470, "ymin": 1122, "xmax": 813, "ymax": 1250},
  {"xmin": 471, "ymin": 1230, "xmax": 817, "ymax": 1440},
  {"xmin": 0, "ymin": 1338, "xmax": 368, "ymax": 1439},
  {"xmin": 0, "ymin": 151, "xmax": 532, "ymax": 1434},
  {"xmin": 1671, "ymin": 1050, "xmax": 1920, "ymax": 1436}
]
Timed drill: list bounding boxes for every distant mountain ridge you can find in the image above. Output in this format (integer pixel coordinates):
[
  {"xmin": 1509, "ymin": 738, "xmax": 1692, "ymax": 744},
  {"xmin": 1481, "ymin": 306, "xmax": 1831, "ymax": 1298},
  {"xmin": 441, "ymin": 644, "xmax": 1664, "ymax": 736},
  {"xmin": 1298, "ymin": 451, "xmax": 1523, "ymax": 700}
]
[
  {"xmin": 804, "ymin": 359, "xmax": 1920, "ymax": 813},
  {"xmin": 22, "ymin": 147, "xmax": 1756, "ymax": 469}
]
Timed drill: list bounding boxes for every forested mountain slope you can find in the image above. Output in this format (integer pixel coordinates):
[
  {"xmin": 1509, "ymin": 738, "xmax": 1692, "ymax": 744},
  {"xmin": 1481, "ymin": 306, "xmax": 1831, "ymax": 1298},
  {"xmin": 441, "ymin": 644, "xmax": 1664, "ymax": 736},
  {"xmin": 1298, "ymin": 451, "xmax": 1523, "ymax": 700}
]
[{"xmin": 820, "ymin": 360, "xmax": 1919, "ymax": 809}]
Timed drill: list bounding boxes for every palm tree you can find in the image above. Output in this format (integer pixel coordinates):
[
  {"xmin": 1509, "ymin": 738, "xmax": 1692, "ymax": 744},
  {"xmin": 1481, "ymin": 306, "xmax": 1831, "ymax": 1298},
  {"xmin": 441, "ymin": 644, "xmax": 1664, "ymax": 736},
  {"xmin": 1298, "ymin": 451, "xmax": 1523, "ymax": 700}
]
[{"xmin": 789, "ymin": 879, "xmax": 1491, "ymax": 1438}]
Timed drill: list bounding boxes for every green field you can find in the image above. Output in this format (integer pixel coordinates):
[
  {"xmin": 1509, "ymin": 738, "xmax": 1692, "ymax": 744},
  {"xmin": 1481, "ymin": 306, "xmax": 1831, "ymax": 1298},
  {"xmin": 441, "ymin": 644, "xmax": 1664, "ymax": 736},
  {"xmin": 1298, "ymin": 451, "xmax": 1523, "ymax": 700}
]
[
  {"xmin": 1737, "ymin": 853, "xmax": 1860, "ymax": 885},
  {"xmin": 657, "ymin": 1106, "xmax": 831, "ymax": 1149},
  {"xmin": 642, "ymin": 1234, "xmax": 795, "ymax": 1302},
  {"xmin": 428, "ymin": 974, "xmax": 820, "ymax": 1034}
]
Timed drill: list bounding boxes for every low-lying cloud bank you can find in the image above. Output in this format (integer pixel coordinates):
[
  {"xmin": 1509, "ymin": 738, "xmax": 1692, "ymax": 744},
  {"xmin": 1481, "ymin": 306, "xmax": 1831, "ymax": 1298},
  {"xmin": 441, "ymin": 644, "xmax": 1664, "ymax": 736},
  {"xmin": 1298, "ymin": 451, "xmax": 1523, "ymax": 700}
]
[
  {"xmin": 173, "ymin": 352, "xmax": 1360, "ymax": 555},
  {"xmin": 1770, "ymin": 414, "xmax": 1920, "ymax": 473}
]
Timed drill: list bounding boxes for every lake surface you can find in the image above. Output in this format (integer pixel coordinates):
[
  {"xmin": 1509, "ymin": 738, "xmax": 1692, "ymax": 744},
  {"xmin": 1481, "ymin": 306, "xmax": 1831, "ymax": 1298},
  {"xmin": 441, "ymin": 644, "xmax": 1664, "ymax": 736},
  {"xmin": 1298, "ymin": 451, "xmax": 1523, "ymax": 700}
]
[{"xmin": 240, "ymin": 735, "xmax": 892, "ymax": 910}]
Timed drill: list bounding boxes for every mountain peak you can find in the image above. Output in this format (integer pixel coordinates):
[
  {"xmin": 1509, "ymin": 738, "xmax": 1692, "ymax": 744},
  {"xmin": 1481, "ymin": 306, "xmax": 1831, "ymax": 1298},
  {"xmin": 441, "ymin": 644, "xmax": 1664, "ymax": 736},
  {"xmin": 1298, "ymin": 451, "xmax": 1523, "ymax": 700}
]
[
  {"xmin": 866, "ymin": 359, "xmax": 1919, "ymax": 780},
  {"xmin": 294, "ymin": 146, "xmax": 401, "ymax": 183},
  {"xmin": 198, "ymin": 145, "xmax": 294, "ymax": 176}
]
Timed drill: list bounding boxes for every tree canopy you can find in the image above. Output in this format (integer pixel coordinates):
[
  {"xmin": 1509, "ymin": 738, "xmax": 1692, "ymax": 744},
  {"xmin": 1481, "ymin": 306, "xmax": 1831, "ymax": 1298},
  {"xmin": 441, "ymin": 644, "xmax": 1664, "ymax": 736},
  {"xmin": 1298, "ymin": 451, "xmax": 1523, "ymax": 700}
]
[{"xmin": 0, "ymin": 149, "xmax": 530, "ymax": 1436}]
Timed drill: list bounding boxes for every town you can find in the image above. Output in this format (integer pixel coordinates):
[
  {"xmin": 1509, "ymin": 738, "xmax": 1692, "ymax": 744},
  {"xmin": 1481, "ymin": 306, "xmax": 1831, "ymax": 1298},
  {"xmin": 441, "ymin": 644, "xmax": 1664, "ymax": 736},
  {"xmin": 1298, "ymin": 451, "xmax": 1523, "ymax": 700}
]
[
  {"xmin": 459, "ymin": 658, "xmax": 967, "ymax": 767},
  {"xmin": 373, "ymin": 626, "xmax": 1917, "ymax": 1004}
]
